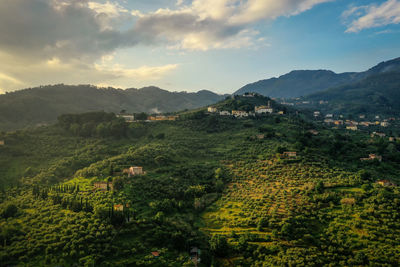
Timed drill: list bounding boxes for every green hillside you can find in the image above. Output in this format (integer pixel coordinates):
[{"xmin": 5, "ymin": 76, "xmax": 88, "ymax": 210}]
[
  {"xmin": 1, "ymin": 96, "xmax": 400, "ymax": 266},
  {"xmin": 304, "ymin": 72, "xmax": 400, "ymax": 116},
  {"xmin": 0, "ymin": 84, "xmax": 225, "ymax": 131}
]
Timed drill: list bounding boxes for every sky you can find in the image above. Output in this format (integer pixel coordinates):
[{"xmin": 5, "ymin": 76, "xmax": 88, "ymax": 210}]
[{"xmin": 0, "ymin": 0, "xmax": 399, "ymax": 94}]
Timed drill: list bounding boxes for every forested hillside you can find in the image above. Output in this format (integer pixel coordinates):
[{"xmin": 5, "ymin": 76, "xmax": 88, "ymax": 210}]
[
  {"xmin": 0, "ymin": 84, "xmax": 225, "ymax": 131},
  {"xmin": 1, "ymin": 96, "xmax": 400, "ymax": 266},
  {"xmin": 304, "ymin": 72, "xmax": 400, "ymax": 116}
]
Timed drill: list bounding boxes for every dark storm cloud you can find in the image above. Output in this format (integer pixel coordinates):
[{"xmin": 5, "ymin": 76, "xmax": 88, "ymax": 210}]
[{"xmin": 0, "ymin": 0, "xmax": 139, "ymax": 62}]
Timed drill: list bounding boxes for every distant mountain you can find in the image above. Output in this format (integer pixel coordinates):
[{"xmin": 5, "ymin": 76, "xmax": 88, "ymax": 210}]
[
  {"xmin": 235, "ymin": 57, "xmax": 400, "ymax": 98},
  {"xmin": 304, "ymin": 72, "xmax": 400, "ymax": 116},
  {"xmin": 0, "ymin": 84, "xmax": 226, "ymax": 131}
]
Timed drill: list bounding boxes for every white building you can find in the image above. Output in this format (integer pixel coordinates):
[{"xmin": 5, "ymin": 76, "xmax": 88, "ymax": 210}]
[
  {"xmin": 255, "ymin": 106, "xmax": 273, "ymax": 114},
  {"xmin": 117, "ymin": 114, "xmax": 135, "ymax": 122},
  {"xmin": 207, "ymin": 107, "xmax": 217, "ymax": 113},
  {"xmin": 219, "ymin": 111, "xmax": 231, "ymax": 116},
  {"xmin": 232, "ymin": 110, "xmax": 249, "ymax": 118},
  {"xmin": 346, "ymin": 125, "xmax": 358, "ymax": 131},
  {"xmin": 381, "ymin": 121, "xmax": 390, "ymax": 127}
]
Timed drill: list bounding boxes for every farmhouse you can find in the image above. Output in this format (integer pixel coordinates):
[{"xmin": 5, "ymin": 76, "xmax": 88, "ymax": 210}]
[
  {"xmin": 376, "ymin": 180, "xmax": 396, "ymax": 187},
  {"xmin": 314, "ymin": 111, "xmax": 321, "ymax": 117},
  {"xmin": 0, "ymin": 140, "xmax": 4, "ymax": 146},
  {"xmin": 242, "ymin": 93, "xmax": 256, "ymax": 97},
  {"xmin": 359, "ymin": 122, "xmax": 371, "ymax": 127},
  {"xmin": 207, "ymin": 107, "xmax": 217, "ymax": 113},
  {"xmin": 308, "ymin": 130, "xmax": 319, "ymax": 135},
  {"xmin": 346, "ymin": 125, "xmax": 358, "ymax": 131},
  {"xmin": 256, "ymin": 134, "xmax": 265, "ymax": 139},
  {"xmin": 360, "ymin": 154, "xmax": 382, "ymax": 162},
  {"xmin": 282, "ymin": 152, "xmax": 297, "ymax": 158},
  {"xmin": 93, "ymin": 181, "xmax": 113, "ymax": 191},
  {"xmin": 255, "ymin": 106, "xmax": 273, "ymax": 114},
  {"xmin": 151, "ymin": 251, "xmax": 160, "ymax": 258},
  {"xmin": 381, "ymin": 121, "xmax": 389, "ymax": 127},
  {"xmin": 371, "ymin": 132, "xmax": 386, "ymax": 138},
  {"xmin": 123, "ymin": 166, "xmax": 144, "ymax": 177},
  {"xmin": 113, "ymin": 204, "xmax": 124, "ymax": 211},
  {"xmin": 148, "ymin": 115, "xmax": 179, "ymax": 121},
  {"xmin": 190, "ymin": 247, "xmax": 201, "ymax": 263},
  {"xmin": 117, "ymin": 114, "xmax": 134, "ymax": 122}
]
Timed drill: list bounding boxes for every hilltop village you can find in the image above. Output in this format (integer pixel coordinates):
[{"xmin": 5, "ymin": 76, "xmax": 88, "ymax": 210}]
[{"xmin": 276, "ymin": 98, "xmax": 400, "ymax": 142}]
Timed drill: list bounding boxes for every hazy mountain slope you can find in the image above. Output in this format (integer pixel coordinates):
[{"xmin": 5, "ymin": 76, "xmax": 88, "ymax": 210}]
[
  {"xmin": 235, "ymin": 70, "xmax": 357, "ymax": 98},
  {"xmin": 0, "ymin": 84, "xmax": 226, "ymax": 130},
  {"xmin": 235, "ymin": 57, "xmax": 400, "ymax": 98},
  {"xmin": 304, "ymin": 72, "xmax": 400, "ymax": 116}
]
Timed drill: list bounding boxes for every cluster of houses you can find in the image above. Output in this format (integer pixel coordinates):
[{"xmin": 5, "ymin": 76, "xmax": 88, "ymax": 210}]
[
  {"xmin": 360, "ymin": 154, "xmax": 382, "ymax": 162},
  {"xmin": 207, "ymin": 101, "xmax": 285, "ymax": 118},
  {"xmin": 147, "ymin": 115, "xmax": 179, "ymax": 121},
  {"xmin": 321, "ymin": 113, "xmax": 394, "ymax": 131}
]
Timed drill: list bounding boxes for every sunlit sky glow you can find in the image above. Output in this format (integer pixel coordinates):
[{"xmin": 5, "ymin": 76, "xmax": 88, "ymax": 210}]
[{"xmin": 0, "ymin": 0, "xmax": 399, "ymax": 94}]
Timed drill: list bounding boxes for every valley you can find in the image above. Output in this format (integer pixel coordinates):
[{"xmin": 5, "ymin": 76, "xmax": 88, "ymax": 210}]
[{"xmin": 1, "ymin": 96, "xmax": 400, "ymax": 266}]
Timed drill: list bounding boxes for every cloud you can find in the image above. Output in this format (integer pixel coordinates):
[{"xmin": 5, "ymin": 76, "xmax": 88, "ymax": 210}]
[
  {"xmin": 0, "ymin": 0, "xmax": 330, "ymax": 92},
  {"xmin": 94, "ymin": 63, "xmax": 179, "ymax": 80},
  {"xmin": 88, "ymin": 1, "xmax": 128, "ymax": 18},
  {"xmin": 0, "ymin": 0, "xmax": 141, "ymax": 63},
  {"xmin": 343, "ymin": 0, "xmax": 400, "ymax": 33},
  {"xmin": 0, "ymin": 0, "xmax": 330, "ymax": 61},
  {"xmin": 0, "ymin": 72, "xmax": 25, "ymax": 92},
  {"xmin": 133, "ymin": 0, "xmax": 332, "ymax": 51}
]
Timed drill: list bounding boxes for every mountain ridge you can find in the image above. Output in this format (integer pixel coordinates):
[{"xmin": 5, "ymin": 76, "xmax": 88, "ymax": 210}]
[
  {"xmin": 0, "ymin": 84, "xmax": 226, "ymax": 131},
  {"xmin": 303, "ymin": 71, "xmax": 400, "ymax": 116},
  {"xmin": 234, "ymin": 57, "xmax": 400, "ymax": 98}
]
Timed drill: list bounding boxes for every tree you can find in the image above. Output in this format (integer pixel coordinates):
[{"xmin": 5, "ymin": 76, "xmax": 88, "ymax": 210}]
[
  {"xmin": 2, "ymin": 204, "xmax": 18, "ymax": 218},
  {"xmin": 113, "ymin": 177, "xmax": 124, "ymax": 191},
  {"xmin": 209, "ymin": 235, "xmax": 229, "ymax": 257},
  {"xmin": 135, "ymin": 112, "xmax": 148, "ymax": 120},
  {"xmin": 315, "ymin": 180, "xmax": 324, "ymax": 194}
]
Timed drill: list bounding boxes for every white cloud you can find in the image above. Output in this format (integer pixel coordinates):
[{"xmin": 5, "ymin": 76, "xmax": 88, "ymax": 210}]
[
  {"xmin": 133, "ymin": 0, "xmax": 331, "ymax": 51},
  {"xmin": 88, "ymin": 1, "xmax": 128, "ymax": 17},
  {"xmin": 0, "ymin": 0, "xmax": 331, "ymax": 91},
  {"xmin": 176, "ymin": 0, "xmax": 185, "ymax": 6},
  {"xmin": 94, "ymin": 63, "xmax": 179, "ymax": 80},
  {"xmin": 343, "ymin": 0, "xmax": 400, "ymax": 33},
  {"xmin": 0, "ymin": 72, "xmax": 25, "ymax": 92}
]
